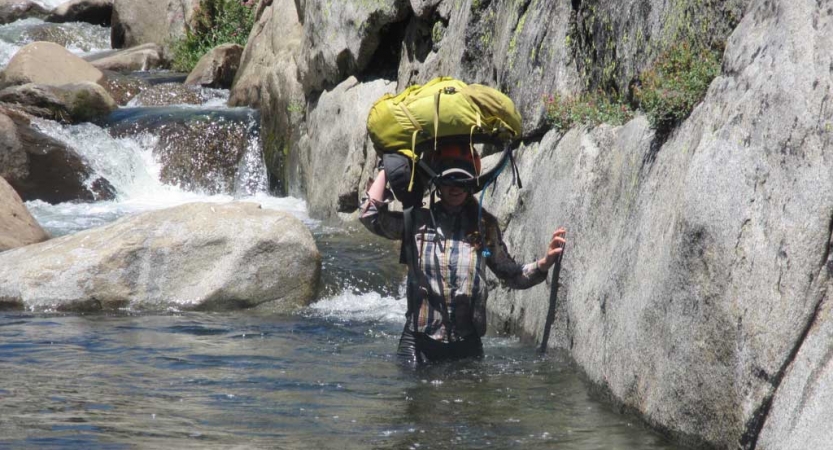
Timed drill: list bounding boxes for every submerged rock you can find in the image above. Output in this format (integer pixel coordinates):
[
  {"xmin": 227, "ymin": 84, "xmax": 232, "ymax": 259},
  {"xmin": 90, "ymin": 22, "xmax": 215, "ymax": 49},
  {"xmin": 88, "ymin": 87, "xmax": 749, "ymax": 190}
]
[
  {"xmin": 0, "ymin": 82, "xmax": 117, "ymax": 123},
  {"xmin": 0, "ymin": 107, "xmax": 115, "ymax": 203},
  {"xmin": 129, "ymin": 82, "xmax": 201, "ymax": 106},
  {"xmin": 46, "ymin": 0, "xmax": 113, "ymax": 26},
  {"xmin": 97, "ymin": 70, "xmax": 150, "ymax": 105},
  {"xmin": 185, "ymin": 43, "xmax": 243, "ymax": 89},
  {"xmin": 0, "ymin": 176, "xmax": 48, "ymax": 252},
  {"xmin": 153, "ymin": 115, "xmax": 252, "ymax": 194},
  {"xmin": 0, "ymin": 202, "xmax": 321, "ymax": 312},
  {"xmin": 23, "ymin": 22, "xmax": 110, "ymax": 51},
  {"xmin": 85, "ymin": 43, "xmax": 164, "ymax": 72}
]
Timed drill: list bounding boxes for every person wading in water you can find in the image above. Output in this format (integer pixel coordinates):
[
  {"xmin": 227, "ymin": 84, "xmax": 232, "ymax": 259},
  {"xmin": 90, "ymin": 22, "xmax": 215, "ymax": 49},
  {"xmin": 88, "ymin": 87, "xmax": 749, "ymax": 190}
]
[{"xmin": 360, "ymin": 143, "xmax": 567, "ymax": 364}]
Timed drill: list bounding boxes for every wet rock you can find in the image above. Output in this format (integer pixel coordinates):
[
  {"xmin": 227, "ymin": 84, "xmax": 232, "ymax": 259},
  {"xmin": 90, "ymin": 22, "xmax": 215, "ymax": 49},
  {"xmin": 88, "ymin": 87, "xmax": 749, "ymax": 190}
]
[
  {"xmin": 111, "ymin": 0, "xmax": 200, "ymax": 58},
  {"xmin": 129, "ymin": 82, "xmax": 201, "ymax": 106},
  {"xmin": 185, "ymin": 43, "xmax": 243, "ymax": 89},
  {"xmin": 229, "ymin": 0, "xmax": 304, "ymax": 193},
  {"xmin": 153, "ymin": 115, "xmax": 252, "ymax": 194},
  {"xmin": 0, "ymin": 176, "xmax": 48, "ymax": 252},
  {"xmin": 97, "ymin": 70, "xmax": 150, "ymax": 105},
  {"xmin": 0, "ymin": 202, "xmax": 321, "ymax": 312},
  {"xmin": 85, "ymin": 43, "xmax": 164, "ymax": 72},
  {"xmin": 23, "ymin": 22, "xmax": 110, "ymax": 51},
  {"xmin": 0, "ymin": 41, "xmax": 104, "ymax": 90},
  {"xmin": 46, "ymin": 0, "xmax": 113, "ymax": 26},
  {"xmin": 297, "ymin": 76, "xmax": 395, "ymax": 219},
  {"xmin": 0, "ymin": 108, "xmax": 115, "ymax": 203},
  {"xmin": 0, "ymin": 82, "xmax": 117, "ymax": 123},
  {"xmin": 0, "ymin": 0, "xmax": 48, "ymax": 25},
  {"xmin": 297, "ymin": 0, "xmax": 409, "ymax": 94}
]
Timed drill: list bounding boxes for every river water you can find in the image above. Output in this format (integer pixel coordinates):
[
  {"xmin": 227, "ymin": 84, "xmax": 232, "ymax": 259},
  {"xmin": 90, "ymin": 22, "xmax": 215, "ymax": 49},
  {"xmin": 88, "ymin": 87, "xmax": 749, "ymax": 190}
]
[{"xmin": 0, "ymin": 16, "xmax": 676, "ymax": 449}]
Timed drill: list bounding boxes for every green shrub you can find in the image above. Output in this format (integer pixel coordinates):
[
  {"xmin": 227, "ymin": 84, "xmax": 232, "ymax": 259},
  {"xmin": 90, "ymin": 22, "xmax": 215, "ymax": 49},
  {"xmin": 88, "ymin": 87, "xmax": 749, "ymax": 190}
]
[
  {"xmin": 171, "ymin": 0, "xmax": 255, "ymax": 72},
  {"xmin": 633, "ymin": 42, "xmax": 722, "ymax": 132},
  {"xmin": 544, "ymin": 91, "xmax": 634, "ymax": 132}
]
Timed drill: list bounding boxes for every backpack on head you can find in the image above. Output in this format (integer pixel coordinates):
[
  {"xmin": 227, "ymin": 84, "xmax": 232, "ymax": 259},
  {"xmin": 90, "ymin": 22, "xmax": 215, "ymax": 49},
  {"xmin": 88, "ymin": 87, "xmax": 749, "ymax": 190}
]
[{"xmin": 367, "ymin": 77, "xmax": 522, "ymax": 199}]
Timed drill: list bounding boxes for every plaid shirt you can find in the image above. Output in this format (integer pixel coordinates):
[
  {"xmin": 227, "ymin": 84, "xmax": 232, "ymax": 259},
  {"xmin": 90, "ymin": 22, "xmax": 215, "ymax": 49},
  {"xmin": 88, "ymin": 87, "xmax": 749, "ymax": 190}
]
[{"xmin": 360, "ymin": 197, "xmax": 546, "ymax": 341}]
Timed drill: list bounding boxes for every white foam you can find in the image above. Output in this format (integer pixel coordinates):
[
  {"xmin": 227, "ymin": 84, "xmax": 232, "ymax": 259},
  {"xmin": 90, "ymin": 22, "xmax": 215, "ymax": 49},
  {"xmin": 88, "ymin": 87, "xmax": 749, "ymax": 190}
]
[
  {"xmin": 27, "ymin": 116, "xmax": 316, "ymax": 237},
  {"xmin": 308, "ymin": 290, "xmax": 406, "ymax": 324}
]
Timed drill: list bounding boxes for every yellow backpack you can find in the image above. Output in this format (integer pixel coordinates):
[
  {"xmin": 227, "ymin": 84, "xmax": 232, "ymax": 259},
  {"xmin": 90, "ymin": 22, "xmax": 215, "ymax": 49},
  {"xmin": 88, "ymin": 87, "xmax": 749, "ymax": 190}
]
[{"xmin": 366, "ymin": 77, "xmax": 522, "ymax": 191}]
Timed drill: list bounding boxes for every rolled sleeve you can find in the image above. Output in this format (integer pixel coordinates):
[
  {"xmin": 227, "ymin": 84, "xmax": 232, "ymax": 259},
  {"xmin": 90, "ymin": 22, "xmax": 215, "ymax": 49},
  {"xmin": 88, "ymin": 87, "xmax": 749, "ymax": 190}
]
[{"xmin": 359, "ymin": 196, "xmax": 403, "ymax": 240}]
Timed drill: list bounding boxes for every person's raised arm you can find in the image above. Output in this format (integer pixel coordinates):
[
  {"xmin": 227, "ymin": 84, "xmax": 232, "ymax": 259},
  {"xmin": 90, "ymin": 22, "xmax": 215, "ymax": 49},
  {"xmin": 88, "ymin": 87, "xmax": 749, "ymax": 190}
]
[{"xmin": 359, "ymin": 169, "xmax": 404, "ymax": 240}]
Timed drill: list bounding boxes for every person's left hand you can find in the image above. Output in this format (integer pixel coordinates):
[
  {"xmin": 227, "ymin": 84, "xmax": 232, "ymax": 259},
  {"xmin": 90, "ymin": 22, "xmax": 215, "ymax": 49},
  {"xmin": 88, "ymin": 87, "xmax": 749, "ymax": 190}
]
[{"xmin": 537, "ymin": 228, "xmax": 567, "ymax": 271}]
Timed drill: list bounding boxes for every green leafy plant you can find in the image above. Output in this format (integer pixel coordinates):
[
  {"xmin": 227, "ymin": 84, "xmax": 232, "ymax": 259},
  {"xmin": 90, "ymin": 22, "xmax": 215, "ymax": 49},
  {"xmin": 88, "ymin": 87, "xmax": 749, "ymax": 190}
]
[
  {"xmin": 633, "ymin": 42, "xmax": 722, "ymax": 132},
  {"xmin": 171, "ymin": 0, "xmax": 255, "ymax": 72},
  {"xmin": 544, "ymin": 91, "xmax": 634, "ymax": 132}
]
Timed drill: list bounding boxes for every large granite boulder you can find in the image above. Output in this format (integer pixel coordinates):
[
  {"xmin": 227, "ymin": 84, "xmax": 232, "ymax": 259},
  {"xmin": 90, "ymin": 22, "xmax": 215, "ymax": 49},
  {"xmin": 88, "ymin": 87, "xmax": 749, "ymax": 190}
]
[
  {"xmin": 46, "ymin": 0, "xmax": 113, "ymax": 26},
  {"xmin": 0, "ymin": 176, "xmax": 48, "ymax": 252},
  {"xmin": 229, "ymin": 0, "xmax": 304, "ymax": 193},
  {"xmin": 0, "ymin": 202, "xmax": 321, "ymax": 312},
  {"xmin": 0, "ymin": 0, "xmax": 48, "ymax": 25},
  {"xmin": 185, "ymin": 43, "xmax": 242, "ymax": 88},
  {"xmin": 0, "ymin": 108, "xmax": 115, "ymax": 203},
  {"xmin": 111, "ymin": 0, "xmax": 200, "ymax": 58},
  {"xmin": 0, "ymin": 82, "xmax": 117, "ymax": 123},
  {"xmin": 85, "ymin": 43, "xmax": 165, "ymax": 72},
  {"xmin": 482, "ymin": 0, "xmax": 833, "ymax": 448},
  {"xmin": 0, "ymin": 41, "xmax": 105, "ymax": 90},
  {"xmin": 297, "ymin": 0, "xmax": 409, "ymax": 94},
  {"xmin": 296, "ymin": 76, "xmax": 394, "ymax": 219}
]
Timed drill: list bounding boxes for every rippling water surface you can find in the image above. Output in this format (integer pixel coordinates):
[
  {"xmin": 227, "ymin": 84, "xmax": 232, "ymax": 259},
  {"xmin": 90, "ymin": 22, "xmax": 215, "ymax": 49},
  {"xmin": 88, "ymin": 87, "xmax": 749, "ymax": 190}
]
[{"xmin": 0, "ymin": 308, "xmax": 675, "ymax": 449}]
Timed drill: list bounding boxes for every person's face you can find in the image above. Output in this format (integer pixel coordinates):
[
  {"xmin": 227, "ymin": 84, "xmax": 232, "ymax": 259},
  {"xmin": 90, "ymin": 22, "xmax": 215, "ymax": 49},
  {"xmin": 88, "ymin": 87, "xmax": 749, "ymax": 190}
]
[{"xmin": 439, "ymin": 184, "xmax": 468, "ymax": 208}]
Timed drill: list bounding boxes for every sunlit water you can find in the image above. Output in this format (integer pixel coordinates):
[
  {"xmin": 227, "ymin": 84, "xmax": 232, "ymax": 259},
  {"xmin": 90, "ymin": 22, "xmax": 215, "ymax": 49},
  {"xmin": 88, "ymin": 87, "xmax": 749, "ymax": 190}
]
[
  {"xmin": 1, "ymin": 13, "xmax": 675, "ymax": 446},
  {"xmin": 7, "ymin": 114, "xmax": 677, "ymax": 449}
]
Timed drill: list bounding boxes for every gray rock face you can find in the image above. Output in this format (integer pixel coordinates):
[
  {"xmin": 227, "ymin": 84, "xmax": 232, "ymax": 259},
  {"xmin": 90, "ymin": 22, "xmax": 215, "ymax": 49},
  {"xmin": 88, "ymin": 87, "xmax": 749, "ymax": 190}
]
[
  {"xmin": 86, "ymin": 43, "xmax": 165, "ymax": 72},
  {"xmin": 229, "ymin": 0, "xmax": 304, "ymax": 193},
  {"xmin": 297, "ymin": 0, "xmax": 409, "ymax": 94},
  {"xmin": 0, "ymin": 82, "xmax": 117, "ymax": 123},
  {"xmin": 0, "ymin": 202, "xmax": 321, "ymax": 312},
  {"xmin": 110, "ymin": 0, "xmax": 200, "ymax": 58},
  {"xmin": 185, "ymin": 43, "xmax": 243, "ymax": 89},
  {"xmin": 482, "ymin": 0, "xmax": 833, "ymax": 448},
  {"xmin": 408, "ymin": 0, "xmax": 441, "ymax": 19},
  {"xmin": 46, "ymin": 0, "xmax": 113, "ymax": 26},
  {"xmin": 0, "ymin": 0, "xmax": 48, "ymax": 25},
  {"xmin": 0, "ymin": 41, "xmax": 104, "ymax": 90},
  {"xmin": 0, "ymin": 174, "xmax": 48, "ymax": 252},
  {"xmin": 296, "ymin": 76, "xmax": 394, "ymax": 219},
  {"xmin": 0, "ymin": 108, "xmax": 115, "ymax": 203}
]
